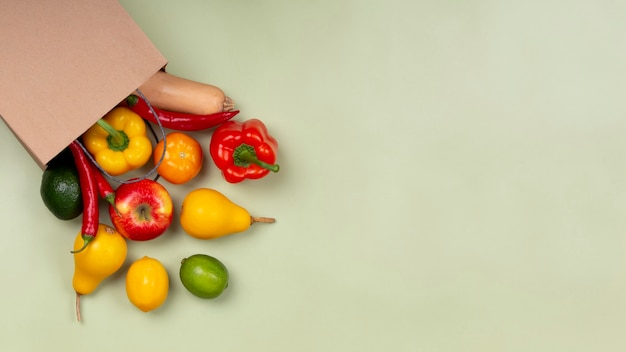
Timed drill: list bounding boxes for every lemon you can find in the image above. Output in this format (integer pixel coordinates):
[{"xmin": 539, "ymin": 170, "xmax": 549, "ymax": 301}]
[
  {"xmin": 179, "ymin": 254, "xmax": 229, "ymax": 299},
  {"xmin": 126, "ymin": 256, "xmax": 169, "ymax": 312}
]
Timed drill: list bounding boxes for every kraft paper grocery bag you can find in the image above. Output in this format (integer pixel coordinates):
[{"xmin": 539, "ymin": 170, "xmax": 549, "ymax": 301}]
[{"xmin": 0, "ymin": 0, "xmax": 167, "ymax": 168}]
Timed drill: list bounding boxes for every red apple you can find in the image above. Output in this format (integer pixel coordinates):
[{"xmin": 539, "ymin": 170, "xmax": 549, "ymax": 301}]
[{"xmin": 109, "ymin": 179, "xmax": 173, "ymax": 241}]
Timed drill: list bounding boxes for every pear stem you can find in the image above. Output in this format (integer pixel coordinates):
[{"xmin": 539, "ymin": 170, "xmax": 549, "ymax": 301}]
[
  {"xmin": 76, "ymin": 293, "xmax": 82, "ymax": 323},
  {"xmin": 251, "ymin": 216, "xmax": 276, "ymax": 224}
]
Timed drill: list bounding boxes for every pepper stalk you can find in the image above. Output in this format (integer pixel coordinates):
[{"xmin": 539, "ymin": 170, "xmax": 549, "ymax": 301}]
[
  {"xmin": 233, "ymin": 144, "xmax": 280, "ymax": 173},
  {"xmin": 96, "ymin": 119, "xmax": 129, "ymax": 151}
]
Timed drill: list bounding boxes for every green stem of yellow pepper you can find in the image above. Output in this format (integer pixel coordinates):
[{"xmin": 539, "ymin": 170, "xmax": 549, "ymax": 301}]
[{"xmin": 96, "ymin": 119, "xmax": 130, "ymax": 151}]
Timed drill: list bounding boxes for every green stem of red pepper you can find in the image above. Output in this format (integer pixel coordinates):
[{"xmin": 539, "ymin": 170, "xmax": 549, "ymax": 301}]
[
  {"xmin": 93, "ymin": 168, "xmax": 116, "ymax": 207},
  {"xmin": 96, "ymin": 119, "xmax": 129, "ymax": 151},
  {"xmin": 234, "ymin": 144, "xmax": 280, "ymax": 173}
]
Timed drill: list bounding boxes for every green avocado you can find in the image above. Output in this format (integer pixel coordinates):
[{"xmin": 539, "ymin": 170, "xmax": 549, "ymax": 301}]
[{"xmin": 40, "ymin": 164, "xmax": 83, "ymax": 221}]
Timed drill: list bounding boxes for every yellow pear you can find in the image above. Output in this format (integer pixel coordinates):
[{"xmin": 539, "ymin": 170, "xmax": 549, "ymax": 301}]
[
  {"xmin": 72, "ymin": 224, "xmax": 127, "ymax": 321},
  {"xmin": 180, "ymin": 188, "xmax": 274, "ymax": 239}
]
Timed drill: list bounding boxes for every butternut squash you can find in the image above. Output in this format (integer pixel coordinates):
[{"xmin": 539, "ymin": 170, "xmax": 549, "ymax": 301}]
[{"xmin": 139, "ymin": 71, "xmax": 234, "ymax": 115}]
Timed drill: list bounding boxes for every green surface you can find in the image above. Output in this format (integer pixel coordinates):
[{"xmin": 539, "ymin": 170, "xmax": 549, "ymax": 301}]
[{"xmin": 2, "ymin": 1, "xmax": 626, "ymax": 351}]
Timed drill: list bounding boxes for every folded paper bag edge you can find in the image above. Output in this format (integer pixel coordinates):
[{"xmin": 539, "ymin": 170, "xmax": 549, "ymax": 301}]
[{"xmin": 0, "ymin": 0, "xmax": 167, "ymax": 169}]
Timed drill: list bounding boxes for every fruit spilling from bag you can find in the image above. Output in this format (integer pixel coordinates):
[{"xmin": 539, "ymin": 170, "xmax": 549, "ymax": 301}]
[{"xmin": 39, "ymin": 72, "xmax": 280, "ymax": 321}]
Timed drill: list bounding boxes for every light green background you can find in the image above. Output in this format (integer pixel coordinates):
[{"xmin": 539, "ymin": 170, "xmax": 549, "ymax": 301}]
[{"xmin": 2, "ymin": 0, "xmax": 626, "ymax": 351}]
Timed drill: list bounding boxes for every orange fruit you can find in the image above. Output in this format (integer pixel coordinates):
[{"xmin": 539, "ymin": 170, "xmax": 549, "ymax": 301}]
[{"xmin": 153, "ymin": 132, "xmax": 203, "ymax": 184}]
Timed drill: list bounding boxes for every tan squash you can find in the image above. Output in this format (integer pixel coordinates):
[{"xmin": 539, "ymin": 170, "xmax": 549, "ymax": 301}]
[{"xmin": 139, "ymin": 71, "xmax": 234, "ymax": 115}]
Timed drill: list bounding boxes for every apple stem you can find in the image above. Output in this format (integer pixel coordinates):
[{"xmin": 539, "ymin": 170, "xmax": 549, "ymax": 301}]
[
  {"xmin": 250, "ymin": 216, "xmax": 276, "ymax": 224},
  {"xmin": 76, "ymin": 293, "xmax": 82, "ymax": 323}
]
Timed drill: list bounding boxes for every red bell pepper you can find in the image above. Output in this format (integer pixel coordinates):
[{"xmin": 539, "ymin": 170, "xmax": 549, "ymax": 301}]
[{"xmin": 209, "ymin": 119, "xmax": 279, "ymax": 183}]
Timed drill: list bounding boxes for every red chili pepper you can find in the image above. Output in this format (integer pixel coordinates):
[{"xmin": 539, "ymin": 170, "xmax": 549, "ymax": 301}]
[
  {"xmin": 68, "ymin": 141, "xmax": 99, "ymax": 254},
  {"xmin": 209, "ymin": 119, "xmax": 280, "ymax": 183},
  {"xmin": 93, "ymin": 168, "xmax": 115, "ymax": 207},
  {"xmin": 125, "ymin": 94, "xmax": 239, "ymax": 131}
]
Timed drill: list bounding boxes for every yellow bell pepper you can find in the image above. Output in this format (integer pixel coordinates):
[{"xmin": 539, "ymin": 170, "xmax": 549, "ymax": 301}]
[{"xmin": 82, "ymin": 107, "xmax": 153, "ymax": 176}]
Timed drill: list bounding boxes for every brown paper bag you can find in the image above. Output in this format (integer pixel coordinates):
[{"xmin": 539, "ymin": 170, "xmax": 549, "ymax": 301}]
[{"xmin": 0, "ymin": 0, "xmax": 167, "ymax": 168}]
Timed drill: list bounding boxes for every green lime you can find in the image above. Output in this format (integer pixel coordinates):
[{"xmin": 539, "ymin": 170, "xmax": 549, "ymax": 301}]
[
  {"xmin": 179, "ymin": 254, "xmax": 229, "ymax": 299},
  {"xmin": 40, "ymin": 165, "xmax": 83, "ymax": 220}
]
